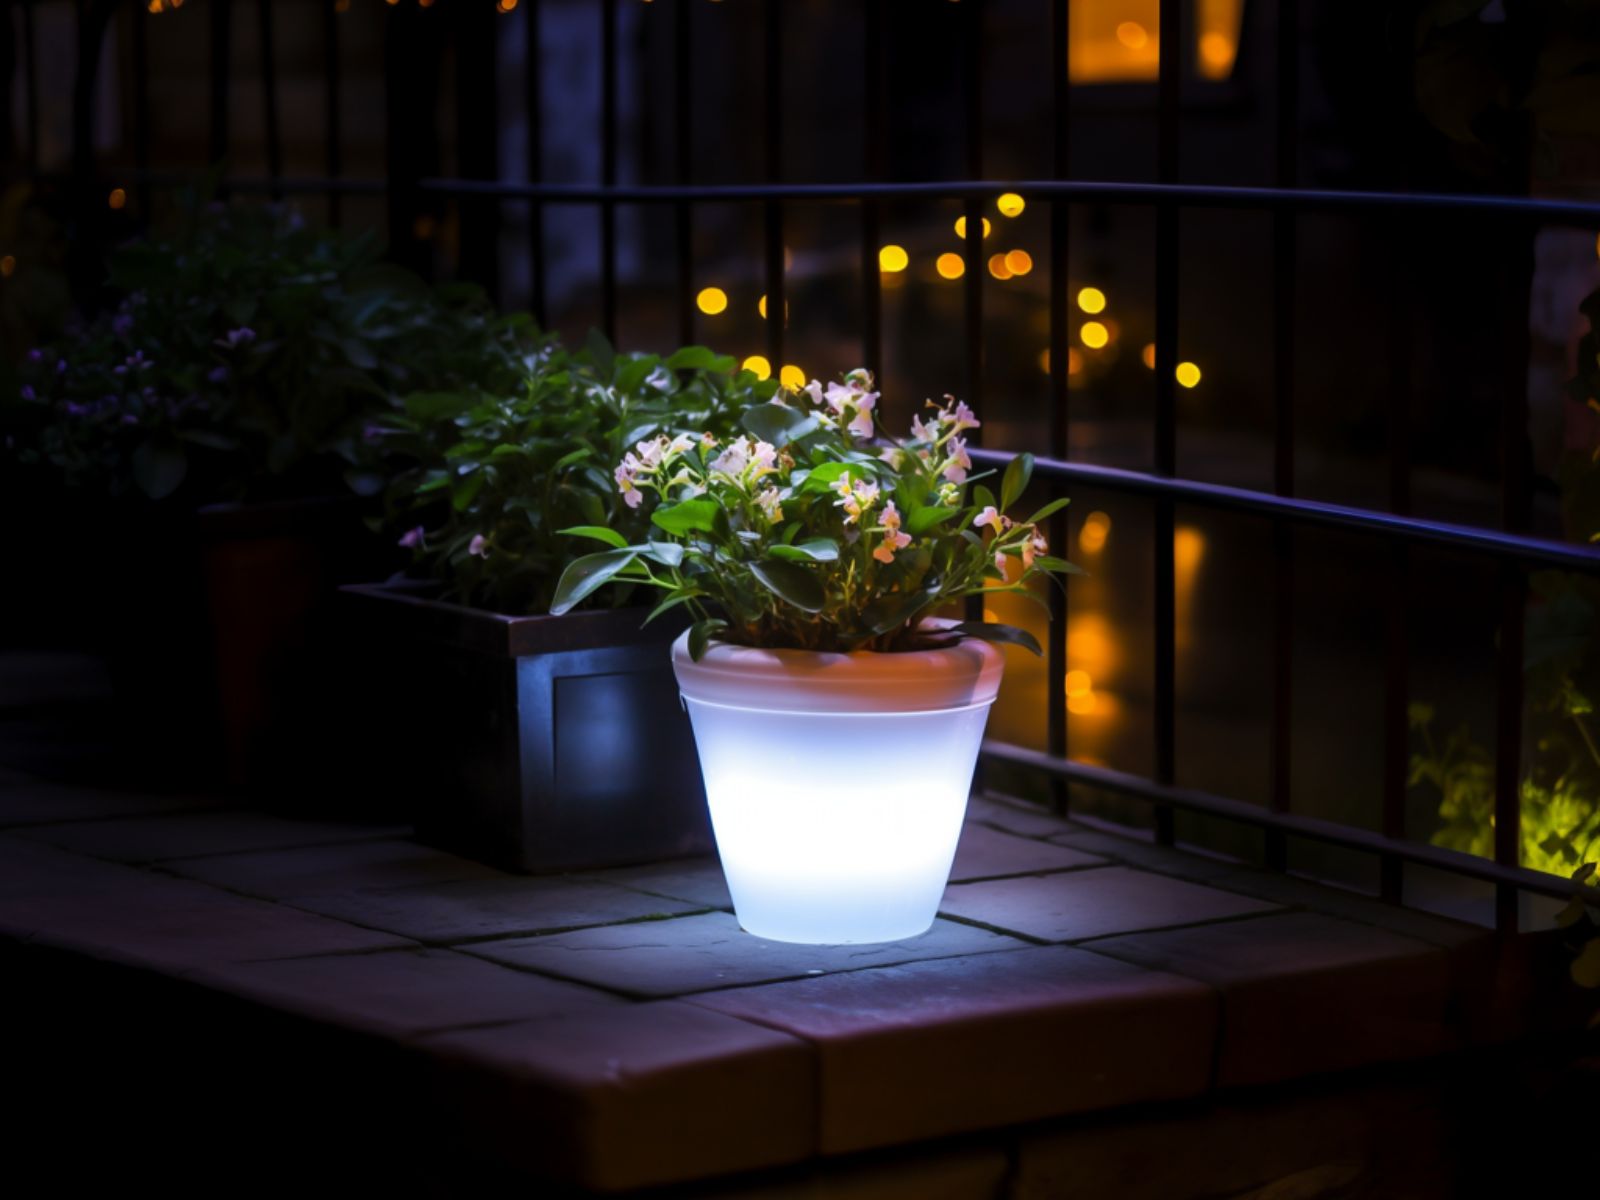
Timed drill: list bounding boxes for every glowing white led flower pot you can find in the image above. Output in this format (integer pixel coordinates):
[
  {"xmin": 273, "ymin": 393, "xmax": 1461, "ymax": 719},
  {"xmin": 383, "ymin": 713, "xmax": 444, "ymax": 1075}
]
[{"xmin": 672, "ymin": 626, "xmax": 1004, "ymax": 945}]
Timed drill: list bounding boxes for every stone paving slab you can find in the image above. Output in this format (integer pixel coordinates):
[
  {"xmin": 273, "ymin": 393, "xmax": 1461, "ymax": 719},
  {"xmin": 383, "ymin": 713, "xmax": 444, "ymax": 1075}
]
[
  {"xmin": 948, "ymin": 823, "xmax": 1104, "ymax": 881},
  {"xmin": 1089, "ymin": 911, "xmax": 1457, "ymax": 1088},
  {"xmin": 966, "ymin": 793, "xmax": 1083, "ymax": 839},
  {"xmin": 0, "ymin": 767, "xmax": 229, "ymax": 828},
  {"xmin": 581, "ymin": 856, "xmax": 735, "ymax": 909},
  {"xmin": 939, "ymin": 864, "xmax": 1282, "ymax": 942},
  {"xmin": 190, "ymin": 946, "xmax": 622, "ymax": 1039},
  {"xmin": 469, "ymin": 910, "xmax": 1029, "ymax": 997},
  {"xmin": 427, "ymin": 1000, "xmax": 816, "ymax": 1192},
  {"xmin": 288, "ymin": 875, "xmax": 705, "ymax": 945},
  {"xmin": 15, "ymin": 810, "xmax": 410, "ymax": 864},
  {"xmin": 690, "ymin": 944, "xmax": 1219, "ymax": 1154},
  {"xmin": 0, "ymin": 865, "xmax": 411, "ymax": 971},
  {"xmin": 163, "ymin": 838, "xmax": 505, "ymax": 900}
]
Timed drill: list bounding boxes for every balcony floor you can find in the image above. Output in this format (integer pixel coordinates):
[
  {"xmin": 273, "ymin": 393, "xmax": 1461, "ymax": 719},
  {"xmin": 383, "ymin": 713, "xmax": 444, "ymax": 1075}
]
[{"xmin": 1, "ymin": 652, "xmax": 1592, "ymax": 1197}]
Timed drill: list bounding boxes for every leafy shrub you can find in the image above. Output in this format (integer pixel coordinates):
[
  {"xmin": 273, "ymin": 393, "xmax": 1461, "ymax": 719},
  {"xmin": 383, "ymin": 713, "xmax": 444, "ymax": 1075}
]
[
  {"xmin": 6, "ymin": 198, "xmax": 529, "ymax": 504},
  {"xmin": 374, "ymin": 335, "xmax": 766, "ymax": 615}
]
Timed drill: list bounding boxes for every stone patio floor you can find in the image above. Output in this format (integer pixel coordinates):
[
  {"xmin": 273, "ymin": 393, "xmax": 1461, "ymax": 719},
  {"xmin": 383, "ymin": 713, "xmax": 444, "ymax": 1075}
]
[{"xmin": 1, "ymin": 654, "xmax": 1593, "ymax": 1197}]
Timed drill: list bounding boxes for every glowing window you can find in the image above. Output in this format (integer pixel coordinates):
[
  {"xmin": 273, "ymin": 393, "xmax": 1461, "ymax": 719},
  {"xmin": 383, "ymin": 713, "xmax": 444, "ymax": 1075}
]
[{"xmin": 1068, "ymin": 0, "xmax": 1243, "ymax": 84}]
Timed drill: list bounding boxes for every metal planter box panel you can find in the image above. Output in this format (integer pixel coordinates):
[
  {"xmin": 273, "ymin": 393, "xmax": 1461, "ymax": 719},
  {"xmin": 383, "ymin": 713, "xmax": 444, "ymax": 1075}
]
[{"xmin": 342, "ymin": 584, "xmax": 711, "ymax": 873}]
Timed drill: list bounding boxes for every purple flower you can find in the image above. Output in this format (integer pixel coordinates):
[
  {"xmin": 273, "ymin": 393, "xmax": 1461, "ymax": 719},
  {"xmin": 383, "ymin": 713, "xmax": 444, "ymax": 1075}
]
[
  {"xmin": 207, "ymin": 365, "xmax": 229, "ymax": 385},
  {"xmin": 26, "ymin": 348, "xmax": 42, "ymax": 364},
  {"xmin": 120, "ymin": 413, "xmax": 138, "ymax": 426},
  {"xmin": 112, "ymin": 314, "xmax": 134, "ymax": 338},
  {"xmin": 64, "ymin": 401, "xmax": 89, "ymax": 417},
  {"xmin": 216, "ymin": 327, "xmax": 256, "ymax": 350},
  {"xmin": 398, "ymin": 526, "xmax": 425, "ymax": 550},
  {"xmin": 55, "ymin": 359, "xmax": 66, "ymax": 374},
  {"xmin": 113, "ymin": 365, "xmax": 127, "ymax": 375},
  {"xmin": 125, "ymin": 350, "xmax": 149, "ymax": 370},
  {"xmin": 468, "ymin": 535, "xmax": 489, "ymax": 558},
  {"xmin": 19, "ymin": 385, "xmax": 34, "ymax": 401}
]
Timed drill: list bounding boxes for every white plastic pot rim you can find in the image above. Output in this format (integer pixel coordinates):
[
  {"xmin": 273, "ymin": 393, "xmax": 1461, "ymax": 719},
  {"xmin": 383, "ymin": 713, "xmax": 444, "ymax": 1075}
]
[{"xmin": 671, "ymin": 620, "xmax": 1006, "ymax": 714}]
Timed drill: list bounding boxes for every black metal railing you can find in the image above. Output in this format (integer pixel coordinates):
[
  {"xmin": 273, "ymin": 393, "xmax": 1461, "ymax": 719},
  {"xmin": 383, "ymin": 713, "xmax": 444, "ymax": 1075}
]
[{"xmin": 14, "ymin": 0, "xmax": 1600, "ymax": 930}]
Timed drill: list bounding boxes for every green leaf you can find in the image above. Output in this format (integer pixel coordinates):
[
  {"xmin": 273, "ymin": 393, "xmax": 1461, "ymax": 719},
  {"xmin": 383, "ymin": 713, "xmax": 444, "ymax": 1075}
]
[
  {"xmin": 666, "ymin": 345, "xmax": 721, "ymax": 371},
  {"xmin": 639, "ymin": 541, "xmax": 686, "ymax": 568},
  {"xmin": 1033, "ymin": 555, "xmax": 1086, "ymax": 575},
  {"xmin": 741, "ymin": 402, "xmax": 819, "ymax": 447},
  {"xmin": 688, "ymin": 618, "xmax": 728, "ymax": 661},
  {"xmin": 798, "ymin": 461, "xmax": 858, "ymax": 494},
  {"xmin": 550, "ymin": 549, "xmax": 639, "ymax": 615},
  {"xmin": 1027, "ymin": 496, "xmax": 1071, "ymax": 524},
  {"xmin": 552, "ymin": 446, "xmax": 593, "ymax": 471},
  {"xmin": 643, "ymin": 590, "xmax": 702, "ymax": 626},
  {"xmin": 131, "ymin": 439, "xmax": 187, "ymax": 500},
  {"xmin": 558, "ymin": 525, "xmax": 628, "ymax": 549},
  {"xmin": 945, "ymin": 620, "xmax": 1043, "ymax": 656},
  {"xmin": 585, "ymin": 327, "xmax": 616, "ymax": 380},
  {"xmin": 452, "ymin": 470, "xmax": 486, "ymax": 512},
  {"xmin": 907, "ymin": 505, "xmax": 960, "ymax": 536},
  {"xmin": 768, "ymin": 538, "xmax": 840, "ymax": 563},
  {"xmin": 1001, "ymin": 453, "xmax": 1034, "ymax": 512},
  {"xmin": 651, "ymin": 498, "xmax": 721, "ymax": 536},
  {"xmin": 972, "ymin": 484, "xmax": 996, "ymax": 513},
  {"xmin": 749, "ymin": 559, "xmax": 826, "ymax": 613}
]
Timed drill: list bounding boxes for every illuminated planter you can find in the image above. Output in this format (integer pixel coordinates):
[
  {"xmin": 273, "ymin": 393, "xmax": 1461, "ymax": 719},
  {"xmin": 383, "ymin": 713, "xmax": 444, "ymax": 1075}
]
[{"xmin": 672, "ymin": 627, "xmax": 1004, "ymax": 944}]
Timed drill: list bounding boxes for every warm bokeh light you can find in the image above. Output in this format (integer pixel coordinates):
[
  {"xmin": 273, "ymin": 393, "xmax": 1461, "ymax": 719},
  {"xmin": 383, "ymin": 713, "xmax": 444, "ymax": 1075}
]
[
  {"xmin": 742, "ymin": 355, "xmax": 771, "ymax": 381},
  {"xmin": 1174, "ymin": 525, "xmax": 1206, "ymax": 585},
  {"xmin": 878, "ymin": 244, "xmax": 909, "ymax": 273},
  {"xmin": 1077, "ymin": 286, "xmax": 1106, "ymax": 314},
  {"xmin": 1064, "ymin": 669, "xmax": 1092, "ymax": 698},
  {"xmin": 997, "ymin": 192, "xmax": 1025, "ymax": 218},
  {"xmin": 1100, "ymin": 318, "xmax": 1119, "ymax": 343},
  {"xmin": 497, "ymin": 0, "xmax": 519, "ymax": 11},
  {"xmin": 1176, "ymin": 361, "xmax": 1202, "ymax": 388},
  {"xmin": 108, "ymin": 188, "xmax": 127, "ymax": 210},
  {"xmin": 1067, "ymin": 347, "xmax": 1082, "ymax": 375},
  {"xmin": 1080, "ymin": 321, "xmax": 1108, "ymax": 349},
  {"xmin": 0, "ymin": 255, "xmax": 13, "ymax": 278},
  {"xmin": 1079, "ymin": 511, "xmax": 1111, "ymax": 553},
  {"xmin": 954, "ymin": 216, "xmax": 992, "ymax": 240},
  {"xmin": 987, "ymin": 253, "xmax": 1013, "ymax": 281},
  {"xmin": 1116, "ymin": 21, "xmax": 1148, "ymax": 49},
  {"xmin": 936, "ymin": 252, "xmax": 965, "ymax": 280},
  {"xmin": 1067, "ymin": 690, "xmax": 1098, "ymax": 716},
  {"xmin": 1198, "ymin": 32, "xmax": 1234, "ymax": 77},
  {"xmin": 1004, "ymin": 249, "xmax": 1033, "ymax": 276},
  {"xmin": 779, "ymin": 365, "xmax": 806, "ymax": 389},
  {"xmin": 1068, "ymin": 615, "xmax": 1114, "ymax": 677},
  {"xmin": 757, "ymin": 294, "xmax": 789, "ymax": 321},
  {"xmin": 335, "ymin": 0, "xmax": 351, "ymax": 11},
  {"xmin": 147, "ymin": 0, "xmax": 165, "ymax": 12},
  {"xmin": 1141, "ymin": 342, "xmax": 1156, "ymax": 369},
  {"xmin": 418, "ymin": 0, "xmax": 436, "ymax": 8},
  {"xmin": 697, "ymin": 287, "xmax": 728, "ymax": 316}
]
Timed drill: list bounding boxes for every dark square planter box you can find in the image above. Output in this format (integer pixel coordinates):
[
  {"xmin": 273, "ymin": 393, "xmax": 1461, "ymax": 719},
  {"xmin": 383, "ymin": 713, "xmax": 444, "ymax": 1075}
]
[{"xmin": 340, "ymin": 584, "xmax": 712, "ymax": 873}]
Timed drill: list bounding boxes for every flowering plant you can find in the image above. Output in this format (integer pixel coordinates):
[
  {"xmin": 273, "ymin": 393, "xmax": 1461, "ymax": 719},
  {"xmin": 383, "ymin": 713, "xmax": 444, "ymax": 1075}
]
[
  {"xmin": 5, "ymin": 197, "xmax": 527, "ymax": 504},
  {"xmin": 375, "ymin": 335, "xmax": 764, "ymax": 614},
  {"xmin": 550, "ymin": 368, "xmax": 1079, "ymax": 657}
]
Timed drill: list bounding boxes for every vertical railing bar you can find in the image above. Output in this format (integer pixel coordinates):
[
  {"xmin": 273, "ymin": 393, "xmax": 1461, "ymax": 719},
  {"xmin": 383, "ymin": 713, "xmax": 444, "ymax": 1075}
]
[
  {"xmin": 961, "ymin": 0, "xmax": 984, "ymax": 630},
  {"xmin": 1494, "ymin": 564, "xmax": 1526, "ymax": 934},
  {"xmin": 209, "ymin": 0, "xmax": 232, "ymax": 192},
  {"xmin": 22, "ymin": 0, "xmax": 39, "ymax": 171},
  {"xmin": 763, "ymin": 0, "xmax": 784, "ymax": 372},
  {"xmin": 1381, "ymin": 234, "xmax": 1412, "ymax": 903},
  {"xmin": 525, "ymin": 0, "xmax": 546, "ymax": 326},
  {"xmin": 131, "ymin": 0, "xmax": 151, "ymax": 216},
  {"xmin": 1265, "ymin": 0, "xmax": 1299, "ymax": 872},
  {"xmin": 1046, "ymin": 0, "xmax": 1070, "ymax": 814},
  {"xmin": 323, "ymin": 0, "xmax": 343, "ymax": 227},
  {"xmin": 674, "ymin": 0, "xmax": 693, "ymax": 347},
  {"xmin": 256, "ymin": 0, "xmax": 280, "ymax": 198},
  {"xmin": 858, "ymin": 0, "xmax": 885, "ymax": 388},
  {"xmin": 1152, "ymin": 0, "xmax": 1180, "ymax": 845},
  {"xmin": 600, "ymin": 0, "xmax": 617, "ymax": 341}
]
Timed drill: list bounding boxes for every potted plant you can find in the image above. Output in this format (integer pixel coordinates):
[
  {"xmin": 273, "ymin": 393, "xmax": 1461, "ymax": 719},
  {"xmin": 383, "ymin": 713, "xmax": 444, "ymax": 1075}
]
[
  {"xmin": 341, "ymin": 336, "xmax": 764, "ymax": 871},
  {"xmin": 3, "ymin": 196, "xmax": 525, "ymax": 790},
  {"xmin": 550, "ymin": 370, "xmax": 1079, "ymax": 943}
]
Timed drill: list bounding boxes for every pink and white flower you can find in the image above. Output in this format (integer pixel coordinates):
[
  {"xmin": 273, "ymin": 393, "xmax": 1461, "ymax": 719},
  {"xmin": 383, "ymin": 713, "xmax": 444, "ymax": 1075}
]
[
  {"xmin": 469, "ymin": 534, "xmax": 489, "ymax": 558},
  {"xmin": 398, "ymin": 526, "xmax": 425, "ymax": 550},
  {"xmin": 973, "ymin": 505, "xmax": 1005, "ymax": 531},
  {"xmin": 755, "ymin": 486, "xmax": 784, "ymax": 522},
  {"xmin": 871, "ymin": 501, "xmax": 912, "ymax": 563},
  {"xmin": 942, "ymin": 436, "xmax": 972, "ymax": 483}
]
